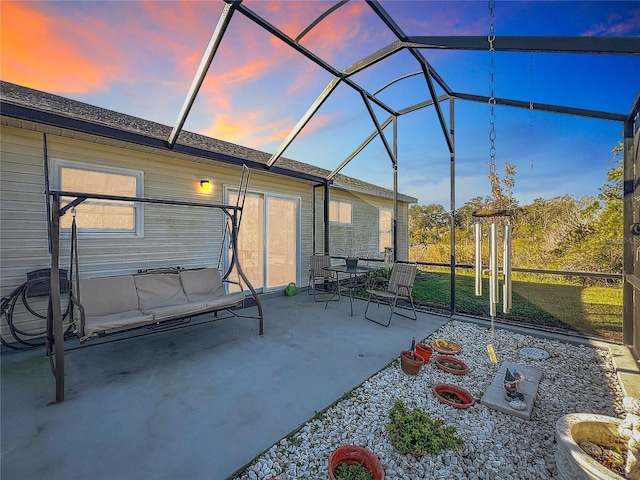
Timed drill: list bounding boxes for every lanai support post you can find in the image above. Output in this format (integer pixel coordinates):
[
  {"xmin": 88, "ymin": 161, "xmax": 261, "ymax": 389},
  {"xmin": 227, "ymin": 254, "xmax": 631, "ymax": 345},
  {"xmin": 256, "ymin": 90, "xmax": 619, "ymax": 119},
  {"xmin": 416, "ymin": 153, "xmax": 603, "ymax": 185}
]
[
  {"xmin": 48, "ymin": 193, "xmax": 65, "ymax": 403},
  {"xmin": 449, "ymin": 98, "xmax": 456, "ymax": 316},
  {"xmin": 622, "ymin": 97, "xmax": 639, "ymax": 353},
  {"xmin": 324, "ymin": 182, "xmax": 330, "ymax": 255},
  {"xmin": 393, "ymin": 116, "xmax": 398, "ymax": 262}
]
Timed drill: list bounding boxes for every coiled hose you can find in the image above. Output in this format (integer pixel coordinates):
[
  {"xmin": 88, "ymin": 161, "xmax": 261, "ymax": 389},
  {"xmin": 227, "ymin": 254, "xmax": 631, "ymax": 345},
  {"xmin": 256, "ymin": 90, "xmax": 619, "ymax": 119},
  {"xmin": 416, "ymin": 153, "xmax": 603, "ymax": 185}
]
[{"xmin": 0, "ymin": 283, "xmax": 73, "ymax": 350}]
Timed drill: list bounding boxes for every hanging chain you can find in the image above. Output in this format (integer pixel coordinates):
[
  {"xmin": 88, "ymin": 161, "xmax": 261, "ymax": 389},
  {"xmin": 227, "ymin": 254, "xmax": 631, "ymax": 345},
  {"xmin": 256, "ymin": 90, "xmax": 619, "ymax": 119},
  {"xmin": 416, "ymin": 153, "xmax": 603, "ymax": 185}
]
[{"xmin": 488, "ymin": 0, "xmax": 496, "ymax": 177}]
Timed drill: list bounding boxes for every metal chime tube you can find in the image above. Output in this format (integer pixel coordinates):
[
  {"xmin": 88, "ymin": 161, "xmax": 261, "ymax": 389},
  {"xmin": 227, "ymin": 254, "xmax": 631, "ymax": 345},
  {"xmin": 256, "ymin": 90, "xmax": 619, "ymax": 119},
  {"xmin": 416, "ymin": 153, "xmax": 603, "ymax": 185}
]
[
  {"xmin": 475, "ymin": 223, "xmax": 482, "ymax": 296},
  {"xmin": 503, "ymin": 224, "xmax": 512, "ymax": 313},
  {"xmin": 489, "ymin": 222, "xmax": 498, "ymax": 317}
]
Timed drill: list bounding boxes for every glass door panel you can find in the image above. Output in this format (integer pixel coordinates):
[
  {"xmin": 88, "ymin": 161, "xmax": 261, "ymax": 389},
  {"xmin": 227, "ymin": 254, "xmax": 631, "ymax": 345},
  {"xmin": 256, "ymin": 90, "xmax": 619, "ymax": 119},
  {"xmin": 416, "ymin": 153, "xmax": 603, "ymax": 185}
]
[
  {"xmin": 266, "ymin": 197, "xmax": 297, "ymax": 289},
  {"xmin": 228, "ymin": 193, "xmax": 264, "ymax": 292},
  {"xmin": 227, "ymin": 190, "xmax": 299, "ymax": 292}
]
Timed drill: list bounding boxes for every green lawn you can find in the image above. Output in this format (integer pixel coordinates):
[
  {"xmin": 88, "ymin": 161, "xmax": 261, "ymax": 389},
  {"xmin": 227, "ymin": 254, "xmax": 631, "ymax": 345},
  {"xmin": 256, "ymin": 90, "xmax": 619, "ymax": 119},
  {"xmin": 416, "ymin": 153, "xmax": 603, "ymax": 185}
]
[{"xmin": 410, "ymin": 272, "xmax": 623, "ymax": 343}]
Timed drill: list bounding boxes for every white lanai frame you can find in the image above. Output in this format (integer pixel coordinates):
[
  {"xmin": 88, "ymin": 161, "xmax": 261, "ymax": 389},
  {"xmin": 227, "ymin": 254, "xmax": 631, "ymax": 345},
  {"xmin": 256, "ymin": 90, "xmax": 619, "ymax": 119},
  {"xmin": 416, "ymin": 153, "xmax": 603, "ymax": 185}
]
[{"xmin": 168, "ymin": 0, "xmax": 640, "ymax": 355}]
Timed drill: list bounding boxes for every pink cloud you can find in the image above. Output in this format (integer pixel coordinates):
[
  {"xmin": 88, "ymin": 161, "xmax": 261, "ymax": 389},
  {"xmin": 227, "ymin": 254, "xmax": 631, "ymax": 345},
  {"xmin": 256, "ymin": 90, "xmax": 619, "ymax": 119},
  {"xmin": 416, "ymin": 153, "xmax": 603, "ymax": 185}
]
[
  {"xmin": 582, "ymin": 8, "xmax": 640, "ymax": 36},
  {"xmin": 0, "ymin": 2, "xmax": 120, "ymax": 93}
]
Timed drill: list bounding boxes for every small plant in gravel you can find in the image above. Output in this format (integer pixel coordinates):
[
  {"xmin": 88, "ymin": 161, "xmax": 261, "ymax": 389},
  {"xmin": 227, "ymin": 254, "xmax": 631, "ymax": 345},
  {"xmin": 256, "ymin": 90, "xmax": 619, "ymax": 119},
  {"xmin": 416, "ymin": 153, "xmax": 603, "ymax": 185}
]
[
  {"xmin": 333, "ymin": 461, "xmax": 374, "ymax": 480},
  {"xmin": 386, "ymin": 399, "xmax": 464, "ymax": 456}
]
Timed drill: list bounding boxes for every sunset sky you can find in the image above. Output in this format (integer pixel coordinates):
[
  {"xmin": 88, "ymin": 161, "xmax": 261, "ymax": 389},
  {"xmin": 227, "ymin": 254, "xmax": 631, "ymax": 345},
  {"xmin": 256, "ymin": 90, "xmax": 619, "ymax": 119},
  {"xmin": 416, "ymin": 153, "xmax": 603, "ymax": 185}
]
[{"xmin": 2, "ymin": 0, "xmax": 639, "ymax": 206}]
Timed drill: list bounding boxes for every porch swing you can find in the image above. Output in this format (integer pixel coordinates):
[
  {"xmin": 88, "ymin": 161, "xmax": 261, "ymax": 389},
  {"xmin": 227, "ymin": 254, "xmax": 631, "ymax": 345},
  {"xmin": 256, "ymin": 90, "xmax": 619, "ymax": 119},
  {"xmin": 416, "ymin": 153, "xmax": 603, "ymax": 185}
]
[{"xmin": 46, "ymin": 165, "xmax": 263, "ymax": 403}]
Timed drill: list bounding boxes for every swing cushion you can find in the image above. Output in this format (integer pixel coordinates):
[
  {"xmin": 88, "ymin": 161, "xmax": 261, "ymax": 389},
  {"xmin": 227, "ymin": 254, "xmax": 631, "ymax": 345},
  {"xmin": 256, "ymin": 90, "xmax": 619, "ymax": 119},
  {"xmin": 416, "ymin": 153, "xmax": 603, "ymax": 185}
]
[
  {"xmin": 77, "ymin": 275, "xmax": 153, "ymax": 338},
  {"xmin": 180, "ymin": 268, "xmax": 245, "ymax": 309},
  {"xmin": 73, "ymin": 268, "xmax": 246, "ymax": 339},
  {"xmin": 134, "ymin": 273, "xmax": 189, "ymax": 312},
  {"xmin": 179, "ymin": 268, "xmax": 225, "ymax": 302},
  {"xmin": 80, "ymin": 275, "xmax": 141, "ymax": 316}
]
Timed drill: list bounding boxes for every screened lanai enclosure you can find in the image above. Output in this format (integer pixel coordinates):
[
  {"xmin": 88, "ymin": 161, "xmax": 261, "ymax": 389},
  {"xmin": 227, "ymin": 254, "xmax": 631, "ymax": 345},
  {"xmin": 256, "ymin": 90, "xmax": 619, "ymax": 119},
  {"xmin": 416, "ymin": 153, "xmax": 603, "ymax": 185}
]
[
  {"xmin": 162, "ymin": 2, "xmax": 640, "ymax": 354},
  {"xmin": 2, "ymin": 1, "xmax": 639, "ymax": 402}
]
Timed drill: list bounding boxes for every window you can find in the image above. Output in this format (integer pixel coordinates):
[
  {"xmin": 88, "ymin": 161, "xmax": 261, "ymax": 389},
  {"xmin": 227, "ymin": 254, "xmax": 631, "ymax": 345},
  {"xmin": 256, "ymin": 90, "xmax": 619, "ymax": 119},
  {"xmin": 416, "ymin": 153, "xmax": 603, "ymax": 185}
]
[
  {"xmin": 379, "ymin": 208, "xmax": 393, "ymax": 253},
  {"xmin": 329, "ymin": 200, "xmax": 352, "ymax": 224},
  {"xmin": 51, "ymin": 159, "xmax": 143, "ymax": 235}
]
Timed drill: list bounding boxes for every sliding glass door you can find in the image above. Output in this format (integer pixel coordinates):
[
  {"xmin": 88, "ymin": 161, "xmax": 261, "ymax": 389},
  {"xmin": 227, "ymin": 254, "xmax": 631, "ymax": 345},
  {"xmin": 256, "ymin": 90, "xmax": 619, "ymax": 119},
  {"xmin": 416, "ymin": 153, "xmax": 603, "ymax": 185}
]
[{"xmin": 227, "ymin": 190, "xmax": 299, "ymax": 292}]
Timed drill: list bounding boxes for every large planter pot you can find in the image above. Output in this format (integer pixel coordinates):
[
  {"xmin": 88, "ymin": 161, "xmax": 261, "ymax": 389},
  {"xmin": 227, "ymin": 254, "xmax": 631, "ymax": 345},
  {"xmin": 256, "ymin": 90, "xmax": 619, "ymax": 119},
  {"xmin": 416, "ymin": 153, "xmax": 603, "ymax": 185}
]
[
  {"xmin": 400, "ymin": 350, "xmax": 424, "ymax": 375},
  {"xmin": 432, "ymin": 384, "xmax": 475, "ymax": 409},
  {"xmin": 555, "ymin": 413, "xmax": 626, "ymax": 480},
  {"xmin": 415, "ymin": 343, "xmax": 433, "ymax": 362},
  {"xmin": 329, "ymin": 445, "xmax": 385, "ymax": 480},
  {"xmin": 434, "ymin": 355, "xmax": 469, "ymax": 375},
  {"xmin": 345, "ymin": 258, "xmax": 359, "ymax": 269}
]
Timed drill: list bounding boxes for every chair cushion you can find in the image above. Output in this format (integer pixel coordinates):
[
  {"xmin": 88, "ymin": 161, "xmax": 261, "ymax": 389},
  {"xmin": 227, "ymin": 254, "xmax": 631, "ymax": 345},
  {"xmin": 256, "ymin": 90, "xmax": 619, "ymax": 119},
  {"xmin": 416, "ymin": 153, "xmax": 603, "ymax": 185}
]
[
  {"xmin": 150, "ymin": 301, "xmax": 210, "ymax": 321},
  {"xmin": 84, "ymin": 310, "xmax": 154, "ymax": 338},
  {"xmin": 204, "ymin": 291, "xmax": 244, "ymax": 309},
  {"xmin": 179, "ymin": 268, "xmax": 225, "ymax": 303},
  {"xmin": 134, "ymin": 273, "xmax": 189, "ymax": 312},
  {"xmin": 79, "ymin": 275, "xmax": 139, "ymax": 316}
]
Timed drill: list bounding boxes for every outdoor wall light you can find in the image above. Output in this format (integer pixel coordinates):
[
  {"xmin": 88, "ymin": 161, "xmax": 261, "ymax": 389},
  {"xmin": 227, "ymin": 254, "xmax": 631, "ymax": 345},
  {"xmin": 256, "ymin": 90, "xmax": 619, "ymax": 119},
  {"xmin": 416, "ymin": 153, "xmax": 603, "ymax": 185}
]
[{"xmin": 199, "ymin": 179, "xmax": 212, "ymax": 193}]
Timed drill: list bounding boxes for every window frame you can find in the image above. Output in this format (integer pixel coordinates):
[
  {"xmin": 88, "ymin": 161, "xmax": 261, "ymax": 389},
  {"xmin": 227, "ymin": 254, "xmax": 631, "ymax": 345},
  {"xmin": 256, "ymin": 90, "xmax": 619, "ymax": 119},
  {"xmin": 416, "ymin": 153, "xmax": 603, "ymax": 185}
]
[
  {"xmin": 378, "ymin": 207, "xmax": 394, "ymax": 254},
  {"xmin": 50, "ymin": 158, "xmax": 144, "ymax": 237},
  {"xmin": 329, "ymin": 200, "xmax": 353, "ymax": 225}
]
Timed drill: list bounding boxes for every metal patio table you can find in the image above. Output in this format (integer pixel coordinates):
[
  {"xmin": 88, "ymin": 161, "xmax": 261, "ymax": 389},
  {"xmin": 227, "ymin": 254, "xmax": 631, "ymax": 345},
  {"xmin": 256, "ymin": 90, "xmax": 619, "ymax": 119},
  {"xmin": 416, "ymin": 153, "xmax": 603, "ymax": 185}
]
[{"xmin": 323, "ymin": 264, "xmax": 378, "ymax": 316}]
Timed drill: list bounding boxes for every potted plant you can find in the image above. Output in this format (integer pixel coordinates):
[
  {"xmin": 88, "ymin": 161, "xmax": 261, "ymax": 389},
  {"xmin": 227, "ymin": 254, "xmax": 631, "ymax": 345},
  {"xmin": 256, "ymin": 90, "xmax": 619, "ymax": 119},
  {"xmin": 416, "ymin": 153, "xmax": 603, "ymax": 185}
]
[
  {"xmin": 434, "ymin": 355, "xmax": 469, "ymax": 375},
  {"xmin": 328, "ymin": 445, "xmax": 385, "ymax": 480},
  {"xmin": 400, "ymin": 337, "xmax": 424, "ymax": 375},
  {"xmin": 415, "ymin": 342, "xmax": 433, "ymax": 362},
  {"xmin": 341, "ymin": 231, "xmax": 368, "ymax": 269},
  {"xmin": 432, "ymin": 384, "xmax": 475, "ymax": 409},
  {"xmin": 400, "ymin": 350, "xmax": 424, "ymax": 375},
  {"xmin": 386, "ymin": 399, "xmax": 464, "ymax": 456}
]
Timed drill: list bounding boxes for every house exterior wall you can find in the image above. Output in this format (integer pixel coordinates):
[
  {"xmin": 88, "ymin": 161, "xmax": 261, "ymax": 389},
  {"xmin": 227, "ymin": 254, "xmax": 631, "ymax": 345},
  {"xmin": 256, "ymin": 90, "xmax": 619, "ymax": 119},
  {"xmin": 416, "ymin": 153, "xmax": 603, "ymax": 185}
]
[
  {"xmin": 0, "ymin": 122, "xmax": 411, "ymax": 339},
  {"xmin": 312, "ymin": 188, "xmax": 411, "ymax": 262}
]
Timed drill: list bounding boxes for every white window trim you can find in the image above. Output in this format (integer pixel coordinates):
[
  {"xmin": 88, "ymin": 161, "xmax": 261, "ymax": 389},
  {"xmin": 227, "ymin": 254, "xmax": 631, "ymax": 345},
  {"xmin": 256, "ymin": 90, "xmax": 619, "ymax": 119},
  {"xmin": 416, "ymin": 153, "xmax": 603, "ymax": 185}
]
[
  {"xmin": 50, "ymin": 158, "xmax": 144, "ymax": 237},
  {"xmin": 329, "ymin": 199, "xmax": 353, "ymax": 225},
  {"xmin": 378, "ymin": 207, "xmax": 394, "ymax": 253}
]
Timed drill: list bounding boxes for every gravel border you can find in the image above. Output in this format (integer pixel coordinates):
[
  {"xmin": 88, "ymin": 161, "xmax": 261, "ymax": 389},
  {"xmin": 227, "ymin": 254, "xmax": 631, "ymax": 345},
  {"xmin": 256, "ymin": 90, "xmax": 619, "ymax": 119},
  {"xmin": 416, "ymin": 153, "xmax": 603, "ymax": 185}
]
[{"xmin": 233, "ymin": 320, "xmax": 624, "ymax": 480}]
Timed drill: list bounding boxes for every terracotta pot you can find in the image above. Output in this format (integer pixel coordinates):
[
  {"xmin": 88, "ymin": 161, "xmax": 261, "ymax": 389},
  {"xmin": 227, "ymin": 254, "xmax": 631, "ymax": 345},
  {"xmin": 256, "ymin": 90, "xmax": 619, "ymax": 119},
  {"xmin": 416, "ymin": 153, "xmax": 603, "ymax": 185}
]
[
  {"xmin": 434, "ymin": 355, "xmax": 469, "ymax": 375},
  {"xmin": 431, "ymin": 341, "xmax": 461, "ymax": 355},
  {"xmin": 329, "ymin": 445, "xmax": 385, "ymax": 480},
  {"xmin": 400, "ymin": 350, "xmax": 424, "ymax": 375},
  {"xmin": 415, "ymin": 343, "xmax": 433, "ymax": 362},
  {"xmin": 432, "ymin": 383, "xmax": 474, "ymax": 409}
]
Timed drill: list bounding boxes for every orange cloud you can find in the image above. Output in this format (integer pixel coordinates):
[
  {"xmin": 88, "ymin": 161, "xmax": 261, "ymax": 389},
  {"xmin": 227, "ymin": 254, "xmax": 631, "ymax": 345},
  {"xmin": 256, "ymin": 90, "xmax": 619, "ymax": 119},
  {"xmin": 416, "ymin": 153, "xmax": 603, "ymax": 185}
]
[
  {"xmin": 0, "ymin": 2, "xmax": 120, "ymax": 93},
  {"xmin": 204, "ymin": 107, "xmax": 336, "ymax": 151}
]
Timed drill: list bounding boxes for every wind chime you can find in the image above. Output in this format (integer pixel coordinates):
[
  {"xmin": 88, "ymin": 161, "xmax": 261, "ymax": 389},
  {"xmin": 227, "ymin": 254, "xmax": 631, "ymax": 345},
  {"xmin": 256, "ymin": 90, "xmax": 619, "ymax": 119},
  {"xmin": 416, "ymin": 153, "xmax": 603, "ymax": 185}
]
[{"xmin": 473, "ymin": 0, "xmax": 513, "ymax": 364}]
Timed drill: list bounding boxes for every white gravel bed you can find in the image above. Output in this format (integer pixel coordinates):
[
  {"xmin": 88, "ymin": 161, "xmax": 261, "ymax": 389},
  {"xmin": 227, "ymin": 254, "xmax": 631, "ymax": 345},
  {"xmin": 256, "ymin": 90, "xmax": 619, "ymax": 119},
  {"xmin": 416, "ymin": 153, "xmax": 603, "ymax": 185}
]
[{"xmin": 233, "ymin": 320, "xmax": 624, "ymax": 480}]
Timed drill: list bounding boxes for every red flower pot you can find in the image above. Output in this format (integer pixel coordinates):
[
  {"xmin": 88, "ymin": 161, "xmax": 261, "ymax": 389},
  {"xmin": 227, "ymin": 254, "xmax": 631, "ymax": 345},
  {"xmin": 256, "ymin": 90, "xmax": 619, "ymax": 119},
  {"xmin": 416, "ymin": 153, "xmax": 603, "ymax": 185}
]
[
  {"xmin": 432, "ymin": 384, "xmax": 475, "ymax": 409},
  {"xmin": 329, "ymin": 445, "xmax": 385, "ymax": 480},
  {"xmin": 400, "ymin": 350, "xmax": 424, "ymax": 375},
  {"xmin": 415, "ymin": 343, "xmax": 433, "ymax": 362},
  {"xmin": 434, "ymin": 355, "xmax": 469, "ymax": 375}
]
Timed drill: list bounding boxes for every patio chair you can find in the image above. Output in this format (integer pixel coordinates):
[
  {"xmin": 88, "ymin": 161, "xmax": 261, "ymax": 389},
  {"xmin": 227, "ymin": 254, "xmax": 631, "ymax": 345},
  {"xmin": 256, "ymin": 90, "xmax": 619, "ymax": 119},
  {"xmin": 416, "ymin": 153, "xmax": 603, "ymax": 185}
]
[
  {"xmin": 364, "ymin": 262, "xmax": 418, "ymax": 327},
  {"xmin": 308, "ymin": 254, "xmax": 337, "ymax": 302}
]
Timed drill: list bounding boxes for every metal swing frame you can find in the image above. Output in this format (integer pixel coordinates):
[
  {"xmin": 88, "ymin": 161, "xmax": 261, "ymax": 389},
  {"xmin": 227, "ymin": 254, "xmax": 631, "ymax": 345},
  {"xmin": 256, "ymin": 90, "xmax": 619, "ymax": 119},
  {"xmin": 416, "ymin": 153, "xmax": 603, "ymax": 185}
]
[{"xmin": 46, "ymin": 173, "xmax": 263, "ymax": 404}]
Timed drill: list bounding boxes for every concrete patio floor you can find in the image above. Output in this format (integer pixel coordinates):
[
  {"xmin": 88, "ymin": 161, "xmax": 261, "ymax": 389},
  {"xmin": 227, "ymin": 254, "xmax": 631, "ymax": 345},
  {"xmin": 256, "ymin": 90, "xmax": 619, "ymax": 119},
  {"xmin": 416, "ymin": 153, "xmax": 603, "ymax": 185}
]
[{"xmin": 1, "ymin": 290, "xmax": 449, "ymax": 480}]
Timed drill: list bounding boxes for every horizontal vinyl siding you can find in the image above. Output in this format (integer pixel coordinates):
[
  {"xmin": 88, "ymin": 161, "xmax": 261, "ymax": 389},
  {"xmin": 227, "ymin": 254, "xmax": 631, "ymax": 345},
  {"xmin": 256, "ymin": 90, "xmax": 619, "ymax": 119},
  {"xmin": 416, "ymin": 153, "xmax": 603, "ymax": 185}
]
[
  {"xmin": 0, "ymin": 125, "xmax": 316, "ymax": 338},
  {"xmin": 328, "ymin": 188, "xmax": 410, "ymax": 261}
]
